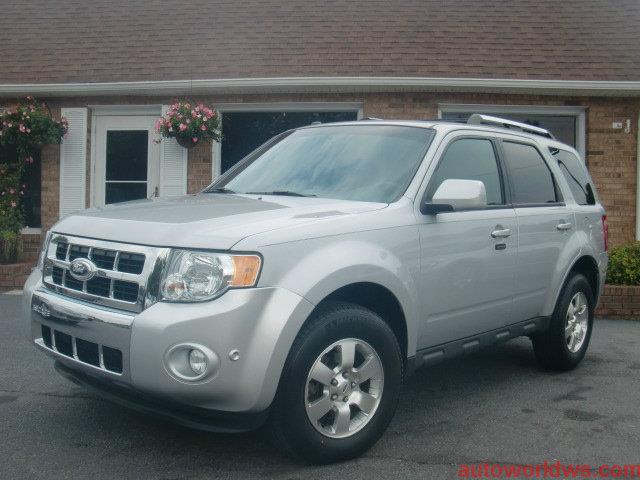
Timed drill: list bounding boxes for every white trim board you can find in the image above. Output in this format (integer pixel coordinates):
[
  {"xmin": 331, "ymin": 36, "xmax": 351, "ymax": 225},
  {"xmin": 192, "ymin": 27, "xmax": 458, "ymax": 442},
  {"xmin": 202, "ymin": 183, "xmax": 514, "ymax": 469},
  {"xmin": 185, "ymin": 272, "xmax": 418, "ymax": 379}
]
[
  {"xmin": 2, "ymin": 77, "xmax": 640, "ymax": 97},
  {"xmin": 438, "ymin": 104, "xmax": 587, "ymax": 159}
]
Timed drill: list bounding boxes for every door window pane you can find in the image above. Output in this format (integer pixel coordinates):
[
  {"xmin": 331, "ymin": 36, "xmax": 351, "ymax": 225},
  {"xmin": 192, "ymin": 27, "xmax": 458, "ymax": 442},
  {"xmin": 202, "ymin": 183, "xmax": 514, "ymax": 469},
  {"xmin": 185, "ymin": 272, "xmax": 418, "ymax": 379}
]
[
  {"xmin": 429, "ymin": 138, "xmax": 503, "ymax": 205},
  {"xmin": 551, "ymin": 148, "xmax": 594, "ymax": 205},
  {"xmin": 105, "ymin": 130, "xmax": 148, "ymax": 204},
  {"xmin": 503, "ymin": 142, "xmax": 557, "ymax": 204},
  {"xmin": 441, "ymin": 112, "xmax": 577, "ymax": 148},
  {"xmin": 106, "ymin": 131, "xmax": 148, "ymax": 181},
  {"xmin": 221, "ymin": 111, "xmax": 358, "ymax": 172}
]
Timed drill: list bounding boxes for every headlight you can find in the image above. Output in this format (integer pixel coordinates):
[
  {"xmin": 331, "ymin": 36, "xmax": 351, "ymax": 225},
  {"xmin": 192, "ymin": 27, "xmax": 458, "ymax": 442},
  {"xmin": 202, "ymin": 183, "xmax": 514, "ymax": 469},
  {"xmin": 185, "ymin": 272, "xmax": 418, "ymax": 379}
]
[
  {"xmin": 160, "ymin": 250, "xmax": 262, "ymax": 302},
  {"xmin": 37, "ymin": 230, "xmax": 52, "ymax": 270}
]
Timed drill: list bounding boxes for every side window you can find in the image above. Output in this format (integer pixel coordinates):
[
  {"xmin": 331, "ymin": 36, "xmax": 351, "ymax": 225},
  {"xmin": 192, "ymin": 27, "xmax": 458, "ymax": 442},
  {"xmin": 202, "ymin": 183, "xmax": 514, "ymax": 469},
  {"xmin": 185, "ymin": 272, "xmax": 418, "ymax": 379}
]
[
  {"xmin": 502, "ymin": 142, "xmax": 558, "ymax": 205},
  {"xmin": 551, "ymin": 148, "xmax": 594, "ymax": 205},
  {"xmin": 428, "ymin": 138, "xmax": 504, "ymax": 205}
]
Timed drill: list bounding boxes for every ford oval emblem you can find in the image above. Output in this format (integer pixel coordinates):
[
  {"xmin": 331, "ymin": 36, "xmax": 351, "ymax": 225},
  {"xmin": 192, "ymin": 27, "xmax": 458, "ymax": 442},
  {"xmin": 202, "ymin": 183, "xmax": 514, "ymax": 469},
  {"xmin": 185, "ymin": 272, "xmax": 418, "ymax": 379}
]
[{"xmin": 69, "ymin": 257, "xmax": 97, "ymax": 281}]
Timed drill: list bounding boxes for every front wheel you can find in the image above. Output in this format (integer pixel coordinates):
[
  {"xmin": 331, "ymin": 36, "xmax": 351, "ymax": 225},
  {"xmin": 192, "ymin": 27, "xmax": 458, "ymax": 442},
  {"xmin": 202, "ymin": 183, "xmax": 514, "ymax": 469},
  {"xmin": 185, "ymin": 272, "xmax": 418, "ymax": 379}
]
[
  {"xmin": 532, "ymin": 274, "xmax": 594, "ymax": 371},
  {"xmin": 269, "ymin": 301, "xmax": 403, "ymax": 464}
]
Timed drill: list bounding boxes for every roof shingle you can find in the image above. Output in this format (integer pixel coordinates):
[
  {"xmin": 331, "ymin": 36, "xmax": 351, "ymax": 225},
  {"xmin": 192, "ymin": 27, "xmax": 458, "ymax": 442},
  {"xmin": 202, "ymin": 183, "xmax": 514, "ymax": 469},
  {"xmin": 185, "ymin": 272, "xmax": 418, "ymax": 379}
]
[{"xmin": 1, "ymin": 0, "xmax": 639, "ymax": 84}]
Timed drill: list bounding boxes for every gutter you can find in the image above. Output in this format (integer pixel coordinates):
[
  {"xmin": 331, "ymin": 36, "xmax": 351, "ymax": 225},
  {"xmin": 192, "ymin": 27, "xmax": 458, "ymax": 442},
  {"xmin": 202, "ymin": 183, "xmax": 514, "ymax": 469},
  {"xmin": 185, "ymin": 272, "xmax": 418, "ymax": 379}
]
[{"xmin": 1, "ymin": 77, "xmax": 640, "ymax": 97}]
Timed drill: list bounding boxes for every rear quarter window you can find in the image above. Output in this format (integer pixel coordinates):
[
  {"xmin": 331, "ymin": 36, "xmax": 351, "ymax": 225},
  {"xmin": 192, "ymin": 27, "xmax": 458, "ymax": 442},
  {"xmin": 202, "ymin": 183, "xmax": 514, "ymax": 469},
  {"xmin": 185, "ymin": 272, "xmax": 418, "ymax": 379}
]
[
  {"xmin": 550, "ymin": 148, "xmax": 595, "ymax": 205},
  {"xmin": 502, "ymin": 141, "xmax": 558, "ymax": 205}
]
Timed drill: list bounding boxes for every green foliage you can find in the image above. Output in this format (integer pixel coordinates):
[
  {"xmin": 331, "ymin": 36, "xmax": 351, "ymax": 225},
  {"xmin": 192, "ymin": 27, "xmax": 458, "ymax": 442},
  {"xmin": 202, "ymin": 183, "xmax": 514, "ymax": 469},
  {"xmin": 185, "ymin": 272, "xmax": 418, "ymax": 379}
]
[
  {"xmin": 607, "ymin": 241, "xmax": 640, "ymax": 286},
  {"xmin": 0, "ymin": 96, "xmax": 67, "ymax": 237},
  {"xmin": 0, "ymin": 230, "xmax": 23, "ymax": 264},
  {"xmin": 156, "ymin": 101, "xmax": 221, "ymax": 147}
]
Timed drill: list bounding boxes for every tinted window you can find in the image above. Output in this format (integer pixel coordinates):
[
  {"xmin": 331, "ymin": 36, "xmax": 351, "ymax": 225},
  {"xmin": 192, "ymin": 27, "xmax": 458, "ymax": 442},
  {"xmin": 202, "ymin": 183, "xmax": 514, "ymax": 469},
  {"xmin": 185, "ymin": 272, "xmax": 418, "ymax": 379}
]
[
  {"xmin": 429, "ymin": 138, "xmax": 503, "ymax": 205},
  {"xmin": 221, "ymin": 111, "xmax": 358, "ymax": 172},
  {"xmin": 502, "ymin": 142, "xmax": 557, "ymax": 204},
  {"xmin": 214, "ymin": 125, "xmax": 435, "ymax": 203},
  {"xmin": 551, "ymin": 148, "xmax": 594, "ymax": 205},
  {"xmin": 441, "ymin": 111, "xmax": 577, "ymax": 148}
]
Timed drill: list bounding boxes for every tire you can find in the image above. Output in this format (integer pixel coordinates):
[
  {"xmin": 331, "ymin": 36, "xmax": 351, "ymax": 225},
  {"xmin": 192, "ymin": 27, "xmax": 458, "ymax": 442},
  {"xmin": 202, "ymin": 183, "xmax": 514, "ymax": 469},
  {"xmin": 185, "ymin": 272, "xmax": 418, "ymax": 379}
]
[
  {"xmin": 269, "ymin": 301, "xmax": 403, "ymax": 464},
  {"xmin": 532, "ymin": 273, "xmax": 594, "ymax": 371}
]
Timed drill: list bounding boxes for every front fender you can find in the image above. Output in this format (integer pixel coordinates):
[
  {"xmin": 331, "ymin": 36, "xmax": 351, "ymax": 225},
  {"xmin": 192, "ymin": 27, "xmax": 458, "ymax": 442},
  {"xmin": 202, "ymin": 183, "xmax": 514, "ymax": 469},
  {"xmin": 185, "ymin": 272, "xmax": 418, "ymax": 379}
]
[{"xmin": 255, "ymin": 228, "xmax": 421, "ymax": 357}]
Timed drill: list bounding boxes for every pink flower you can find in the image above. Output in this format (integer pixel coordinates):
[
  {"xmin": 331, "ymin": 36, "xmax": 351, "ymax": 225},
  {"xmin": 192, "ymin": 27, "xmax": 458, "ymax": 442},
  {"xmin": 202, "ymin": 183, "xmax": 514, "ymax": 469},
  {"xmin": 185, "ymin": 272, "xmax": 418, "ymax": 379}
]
[
  {"xmin": 19, "ymin": 124, "xmax": 26, "ymax": 132},
  {"xmin": 154, "ymin": 118, "xmax": 163, "ymax": 133},
  {"xmin": 10, "ymin": 201, "xmax": 16, "ymax": 208},
  {"xmin": 200, "ymin": 124, "xmax": 207, "ymax": 131},
  {"xmin": 9, "ymin": 188, "xmax": 15, "ymax": 194},
  {"xmin": 192, "ymin": 137, "xmax": 198, "ymax": 143},
  {"xmin": 179, "ymin": 123, "xmax": 187, "ymax": 131}
]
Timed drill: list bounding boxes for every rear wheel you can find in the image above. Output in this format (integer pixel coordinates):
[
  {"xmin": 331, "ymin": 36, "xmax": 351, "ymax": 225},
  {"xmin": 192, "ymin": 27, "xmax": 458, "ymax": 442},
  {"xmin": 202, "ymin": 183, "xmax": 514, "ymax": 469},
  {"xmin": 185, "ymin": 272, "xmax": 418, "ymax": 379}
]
[
  {"xmin": 532, "ymin": 274, "xmax": 594, "ymax": 371},
  {"xmin": 269, "ymin": 301, "xmax": 403, "ymax": 464}
]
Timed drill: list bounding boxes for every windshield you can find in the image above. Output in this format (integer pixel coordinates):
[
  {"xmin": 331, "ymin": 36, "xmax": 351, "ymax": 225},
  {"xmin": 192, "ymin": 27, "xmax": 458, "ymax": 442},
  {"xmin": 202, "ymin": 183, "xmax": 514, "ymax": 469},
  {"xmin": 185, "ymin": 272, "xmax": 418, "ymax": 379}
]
[{"xmin": 207, "ymin": 125, "xmax": 435, "ymax": 203}]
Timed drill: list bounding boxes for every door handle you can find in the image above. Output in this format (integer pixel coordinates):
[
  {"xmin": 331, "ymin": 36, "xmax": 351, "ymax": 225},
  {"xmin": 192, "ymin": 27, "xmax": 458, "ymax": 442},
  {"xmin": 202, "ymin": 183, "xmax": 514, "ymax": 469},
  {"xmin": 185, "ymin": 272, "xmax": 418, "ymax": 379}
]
[
  {"xmin": 491, "ymin": 227, "xmax": 512, "ymax": 238},
  {"xmin": 557, "ymin": 222, "xmax": 573, "ymax": 231}
]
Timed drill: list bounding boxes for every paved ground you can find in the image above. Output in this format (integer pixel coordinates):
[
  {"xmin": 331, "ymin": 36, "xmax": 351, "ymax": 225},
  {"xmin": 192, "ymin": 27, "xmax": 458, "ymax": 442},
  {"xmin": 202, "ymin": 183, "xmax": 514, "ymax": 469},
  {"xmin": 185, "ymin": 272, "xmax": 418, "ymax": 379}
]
[{"xmin": 1, "ymin": 292, "xmax": 639, "ymax": 480}]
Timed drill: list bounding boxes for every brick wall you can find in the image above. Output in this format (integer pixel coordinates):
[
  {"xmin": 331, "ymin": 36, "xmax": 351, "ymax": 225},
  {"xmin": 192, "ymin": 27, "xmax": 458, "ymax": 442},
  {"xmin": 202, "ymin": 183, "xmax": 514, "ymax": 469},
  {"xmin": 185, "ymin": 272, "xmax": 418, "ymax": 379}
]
[
  {"xmin": 595, "ymin": 284, "xmax": 640, "ymax": 320},
  {"xmin": 187, "ymin": 140, "xmax": 213, "ymax": 194}
]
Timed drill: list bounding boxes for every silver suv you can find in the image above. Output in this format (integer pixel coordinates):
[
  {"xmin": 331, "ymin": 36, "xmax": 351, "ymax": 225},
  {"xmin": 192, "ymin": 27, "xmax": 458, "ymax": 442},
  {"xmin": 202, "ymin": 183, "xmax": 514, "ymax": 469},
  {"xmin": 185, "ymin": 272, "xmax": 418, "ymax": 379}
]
[{"xmin": 23, "ymin": 115, "xmax": 608, "ymax": 463}]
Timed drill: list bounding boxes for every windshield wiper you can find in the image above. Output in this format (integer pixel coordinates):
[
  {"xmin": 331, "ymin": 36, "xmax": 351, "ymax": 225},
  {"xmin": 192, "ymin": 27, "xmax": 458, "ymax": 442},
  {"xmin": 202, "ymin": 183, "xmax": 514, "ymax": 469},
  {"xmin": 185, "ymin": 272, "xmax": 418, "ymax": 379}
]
[
  {"xmin": 244, "ymin": 190, "xmax": 315, "ymax": 197},
  {"xmin": 206, "ymin": 187, "xmax": 237, "ymax": 194}
]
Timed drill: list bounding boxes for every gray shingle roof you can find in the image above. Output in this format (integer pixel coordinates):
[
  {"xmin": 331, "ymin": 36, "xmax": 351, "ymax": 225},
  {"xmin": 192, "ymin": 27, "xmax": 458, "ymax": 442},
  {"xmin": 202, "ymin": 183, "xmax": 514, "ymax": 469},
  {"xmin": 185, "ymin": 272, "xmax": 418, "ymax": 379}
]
[{"xmin": 1, "ymin": 0, "xmax": 639, "ymax": 85}]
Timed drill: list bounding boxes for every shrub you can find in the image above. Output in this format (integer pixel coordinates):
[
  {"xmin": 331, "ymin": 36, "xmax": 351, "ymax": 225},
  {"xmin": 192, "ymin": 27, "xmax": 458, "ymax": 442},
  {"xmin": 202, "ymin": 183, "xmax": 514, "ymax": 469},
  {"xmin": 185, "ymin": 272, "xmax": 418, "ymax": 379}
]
[
  {"xmin": 0, "ymin": 230, "xmax": 23, "ymax": 264},
  {"xmin": 606, "ymin": 241, "xmax": 640, "ymax": 286}
]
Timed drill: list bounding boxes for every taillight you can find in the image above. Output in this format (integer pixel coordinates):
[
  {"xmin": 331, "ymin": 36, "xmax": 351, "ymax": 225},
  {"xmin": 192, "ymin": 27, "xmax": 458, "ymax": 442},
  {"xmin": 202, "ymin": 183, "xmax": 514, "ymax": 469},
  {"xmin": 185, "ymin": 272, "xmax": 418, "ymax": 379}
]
[{"xmin": 602, "ymin": 215, "xmax": 609, "ymax": 251}]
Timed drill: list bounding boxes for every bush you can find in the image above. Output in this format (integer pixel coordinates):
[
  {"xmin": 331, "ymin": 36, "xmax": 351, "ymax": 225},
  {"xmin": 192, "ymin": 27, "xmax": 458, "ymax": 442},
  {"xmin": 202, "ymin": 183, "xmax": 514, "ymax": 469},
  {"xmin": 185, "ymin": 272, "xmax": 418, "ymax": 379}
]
[
  {"xmin": 606, "ymin": 241, "xmax": 640, "ymax": 286},
  {"xmin": 0, "ymin": 230, "xmax": 23, "ymax": 264}
]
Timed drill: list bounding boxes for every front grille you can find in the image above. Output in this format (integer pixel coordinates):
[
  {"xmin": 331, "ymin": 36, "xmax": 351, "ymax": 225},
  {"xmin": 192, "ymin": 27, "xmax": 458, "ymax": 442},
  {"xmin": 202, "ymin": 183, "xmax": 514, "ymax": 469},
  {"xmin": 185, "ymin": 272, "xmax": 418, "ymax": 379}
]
[
  {"xmin": 41, "ymin": 324, "xmax": 123, "ymax": 374},
  {"xmin": 43, "ymin": 234, "xmax": 162, "ymax": 313}
]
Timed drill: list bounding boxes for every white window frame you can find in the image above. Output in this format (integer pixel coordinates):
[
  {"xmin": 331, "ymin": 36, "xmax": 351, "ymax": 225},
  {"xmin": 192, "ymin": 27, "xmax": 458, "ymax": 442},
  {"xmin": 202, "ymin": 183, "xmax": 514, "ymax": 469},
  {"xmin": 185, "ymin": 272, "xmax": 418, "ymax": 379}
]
[
  {"xmin": 211, "ymin": 102, "xmax": 364, "ymax": 178},
  {"xmin": 437, "ymin": 104, "xmax": 586, "ymax": 159}
]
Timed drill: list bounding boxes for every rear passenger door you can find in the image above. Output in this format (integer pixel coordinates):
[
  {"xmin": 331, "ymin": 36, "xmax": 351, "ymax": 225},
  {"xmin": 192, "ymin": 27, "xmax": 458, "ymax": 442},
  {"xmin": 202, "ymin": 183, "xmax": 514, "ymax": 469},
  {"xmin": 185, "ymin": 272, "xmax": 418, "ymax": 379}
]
[{"xmin": 500, "ymin": 140, "xmax": 574, "ymax": 320}]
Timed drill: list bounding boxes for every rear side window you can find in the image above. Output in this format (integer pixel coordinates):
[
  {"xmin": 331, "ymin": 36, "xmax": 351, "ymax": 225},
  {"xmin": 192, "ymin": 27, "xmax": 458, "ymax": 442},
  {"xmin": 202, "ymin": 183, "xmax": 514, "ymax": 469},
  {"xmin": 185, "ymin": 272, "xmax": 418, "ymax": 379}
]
[
  {"xmin": 502, "ymin": 142, "xmax": 558, "ymax": 205},
  {"xmin": 428, "ymin": 138, "xmax": 504, "ymax": 205},
  {"xmin": 551, "ymin": 148, "xmax": 594, "ymax": 205}
]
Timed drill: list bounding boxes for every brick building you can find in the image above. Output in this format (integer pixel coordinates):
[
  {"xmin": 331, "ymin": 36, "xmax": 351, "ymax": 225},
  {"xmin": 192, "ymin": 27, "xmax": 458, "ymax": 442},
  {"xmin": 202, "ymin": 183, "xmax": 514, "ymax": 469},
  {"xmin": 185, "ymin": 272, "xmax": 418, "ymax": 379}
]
[{"xmin": 1, "ymin": 0, "xmax": 639, "ymax": 252}]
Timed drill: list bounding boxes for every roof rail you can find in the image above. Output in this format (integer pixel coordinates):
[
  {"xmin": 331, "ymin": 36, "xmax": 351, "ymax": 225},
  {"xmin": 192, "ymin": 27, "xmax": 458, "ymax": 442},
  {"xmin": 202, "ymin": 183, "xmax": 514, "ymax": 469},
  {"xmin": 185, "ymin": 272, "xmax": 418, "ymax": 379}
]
[
  {"xmin": 360, "ymin": 117, "xmax": 383, "ymax": 121},
  {"xmin": 467, "ymin": 114, "xmax": 554, "ymax": 139}
]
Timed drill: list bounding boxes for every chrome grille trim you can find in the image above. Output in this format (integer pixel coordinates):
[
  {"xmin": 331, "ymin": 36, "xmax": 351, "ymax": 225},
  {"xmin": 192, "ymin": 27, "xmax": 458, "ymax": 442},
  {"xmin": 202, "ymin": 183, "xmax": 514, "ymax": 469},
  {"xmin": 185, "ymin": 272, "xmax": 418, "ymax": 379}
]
[{"xmin": 42, "ymin": 234, "xmax": 169, "ymax": 313}]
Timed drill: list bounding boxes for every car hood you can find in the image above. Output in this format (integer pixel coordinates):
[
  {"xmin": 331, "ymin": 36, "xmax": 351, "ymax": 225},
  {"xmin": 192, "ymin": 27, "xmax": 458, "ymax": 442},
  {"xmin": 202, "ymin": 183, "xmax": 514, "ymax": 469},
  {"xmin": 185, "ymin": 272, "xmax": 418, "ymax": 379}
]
[{"xmin": 53, "ymin": 194, "xmax": 387, "ymax": 250}]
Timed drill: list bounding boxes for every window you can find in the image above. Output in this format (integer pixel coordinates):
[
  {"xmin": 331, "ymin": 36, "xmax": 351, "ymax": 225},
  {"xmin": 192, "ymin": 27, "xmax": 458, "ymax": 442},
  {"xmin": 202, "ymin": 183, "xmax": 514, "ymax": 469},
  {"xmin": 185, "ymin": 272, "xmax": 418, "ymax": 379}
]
[
  {"xmin": 551, "ymin": 148, "xmax": 594, "ymax": 205},
  {"xmin": 440, "ymin": 109, "xmax": 583, "ymax": 153},
  {"xmin": 221, "ymin": 110, "xmax": 359, "ymax": 173},
  {"xmin": 502, "ymin": 142, "xmax": 557, "ymax": 205},
  {"xmin": 428, "ymin": 138, "xmax": 503, "ymax": 205},
  {"xmin": 213, "ymin": 125, "xmax": 435, "ymax": 203}
]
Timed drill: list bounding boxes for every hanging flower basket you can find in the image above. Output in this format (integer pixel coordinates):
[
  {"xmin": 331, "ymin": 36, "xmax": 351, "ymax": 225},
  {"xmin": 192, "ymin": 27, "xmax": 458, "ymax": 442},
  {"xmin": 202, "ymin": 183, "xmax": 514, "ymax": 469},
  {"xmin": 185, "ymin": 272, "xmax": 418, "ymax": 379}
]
[
  {"xmin": 155, "ymin": 101, "xmax": 221, "ymax": 149},
  {"xmin": 176, "ymin": 136, "xmax": 199, "ymax": 149}
]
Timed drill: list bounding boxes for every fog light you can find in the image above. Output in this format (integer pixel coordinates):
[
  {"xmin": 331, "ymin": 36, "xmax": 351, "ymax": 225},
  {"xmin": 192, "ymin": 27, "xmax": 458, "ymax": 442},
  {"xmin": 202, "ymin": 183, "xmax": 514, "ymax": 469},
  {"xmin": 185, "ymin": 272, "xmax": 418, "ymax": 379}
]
[
  {"xmin": 164, "ymin": 343, "xmax": 219, "ymax": 382},
  {"xmin": 189, "ymin": 348, "xmax": 207, "ymax": 375}
]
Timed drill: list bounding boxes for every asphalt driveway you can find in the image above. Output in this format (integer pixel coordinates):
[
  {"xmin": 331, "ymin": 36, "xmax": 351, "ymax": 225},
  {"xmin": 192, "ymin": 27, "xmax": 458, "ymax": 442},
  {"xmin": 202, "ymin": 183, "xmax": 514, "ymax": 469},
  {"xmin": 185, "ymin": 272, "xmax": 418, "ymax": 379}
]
[{"xmin": 1, "ymin": 292, "xmax": 639, "ymax": 479}]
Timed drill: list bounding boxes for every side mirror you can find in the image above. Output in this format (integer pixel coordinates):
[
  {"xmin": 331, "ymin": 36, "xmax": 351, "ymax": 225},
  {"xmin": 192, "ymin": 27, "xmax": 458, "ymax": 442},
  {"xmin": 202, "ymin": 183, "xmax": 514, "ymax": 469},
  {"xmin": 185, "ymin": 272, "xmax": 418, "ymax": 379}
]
[{"xmin": 421, "ymin": 179, "xmax": 487, "ymax": 215}]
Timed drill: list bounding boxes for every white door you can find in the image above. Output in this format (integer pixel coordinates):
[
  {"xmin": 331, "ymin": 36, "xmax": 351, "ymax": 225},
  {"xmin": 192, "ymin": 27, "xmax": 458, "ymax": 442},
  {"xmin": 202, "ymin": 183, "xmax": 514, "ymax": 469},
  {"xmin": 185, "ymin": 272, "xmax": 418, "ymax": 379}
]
[{"xmin": 94, "ymin": 116, "xmax": 160, "ymax": 206}]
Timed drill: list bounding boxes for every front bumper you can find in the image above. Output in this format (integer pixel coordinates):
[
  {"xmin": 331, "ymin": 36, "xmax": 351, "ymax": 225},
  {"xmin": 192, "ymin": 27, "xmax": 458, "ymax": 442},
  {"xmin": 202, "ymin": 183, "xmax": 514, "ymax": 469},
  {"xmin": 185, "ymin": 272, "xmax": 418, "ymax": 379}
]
[{"xmin": 24, "ymin": 269, "xmax": 315, "ymax": 425}]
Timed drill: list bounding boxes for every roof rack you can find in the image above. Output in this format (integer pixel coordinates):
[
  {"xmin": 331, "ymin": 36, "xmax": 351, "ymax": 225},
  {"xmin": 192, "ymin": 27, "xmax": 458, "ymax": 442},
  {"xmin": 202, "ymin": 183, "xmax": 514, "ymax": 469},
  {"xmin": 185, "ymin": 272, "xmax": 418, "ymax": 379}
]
[{"xmin": 467, "ymin": 114, "xmax": 554, "ymax": 139}]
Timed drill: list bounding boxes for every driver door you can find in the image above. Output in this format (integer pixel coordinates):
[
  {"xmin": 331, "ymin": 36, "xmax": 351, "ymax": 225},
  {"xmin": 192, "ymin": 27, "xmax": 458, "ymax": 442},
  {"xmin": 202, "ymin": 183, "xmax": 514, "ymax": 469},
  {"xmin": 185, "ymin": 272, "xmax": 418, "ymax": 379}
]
[{"xmin": 416, "ymin": 134, "xmax": 518, "ymax": 349}]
